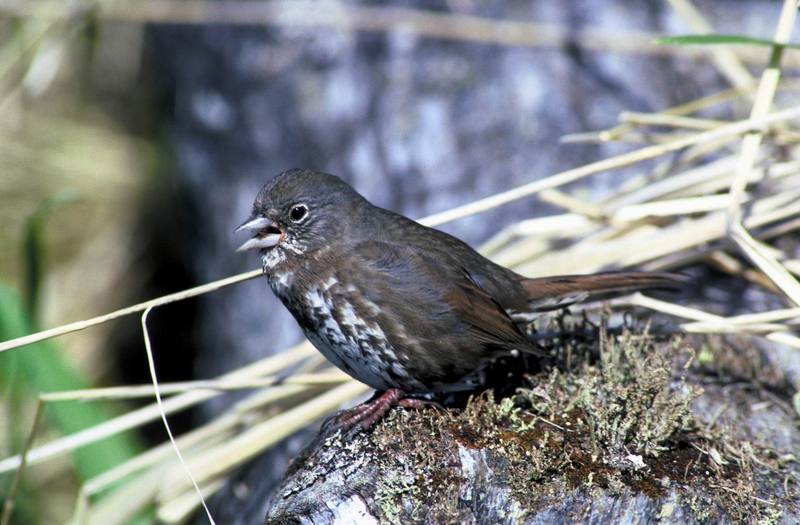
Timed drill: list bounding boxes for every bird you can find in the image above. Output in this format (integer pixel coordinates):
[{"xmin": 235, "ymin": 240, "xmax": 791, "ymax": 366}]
[{"xmin": 236, "ymin": 169, "xmax": 683, "ymax": 430}]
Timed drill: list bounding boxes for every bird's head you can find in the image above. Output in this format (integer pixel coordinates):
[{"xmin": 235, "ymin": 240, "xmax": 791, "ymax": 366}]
[{"xmin": 236, "ymin": 169, "xmax": 368, "ymax": 270}]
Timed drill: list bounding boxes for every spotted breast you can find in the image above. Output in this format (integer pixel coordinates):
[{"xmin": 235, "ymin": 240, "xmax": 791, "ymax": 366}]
[{"xmin": 268, "ymin": 268, "xmax": 427, "ymax": 393}]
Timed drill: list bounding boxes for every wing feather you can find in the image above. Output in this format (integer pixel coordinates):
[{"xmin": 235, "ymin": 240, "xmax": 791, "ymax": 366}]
[{"xmin": 348, "ymin": 241, "xmax": 544, "ymax": 357}]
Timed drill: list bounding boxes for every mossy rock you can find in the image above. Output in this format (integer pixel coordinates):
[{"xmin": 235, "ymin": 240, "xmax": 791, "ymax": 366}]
[{"xmin": 265, "ymin": 327, "xmax": 799, "ymax": 524}]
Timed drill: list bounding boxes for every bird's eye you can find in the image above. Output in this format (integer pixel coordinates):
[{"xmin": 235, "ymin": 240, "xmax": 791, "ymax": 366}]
[{"xmin": 290, "ymin": 204, "xmax": 308, "ymax": 222}]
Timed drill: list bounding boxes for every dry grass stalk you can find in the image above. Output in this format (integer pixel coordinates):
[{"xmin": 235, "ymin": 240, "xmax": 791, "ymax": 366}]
[
  {"xmin": 152, "ymin": 381, "xmax": 369, "ymax": 523},
  {"xmin": 39, "ymin": 372, "xmax": 349, "ymax": 402},
  {"xmin": 0, "ymin": 269, "xmax": 264, "ymax": 353},
  {"xmin": 1, "ymin": 0, "xmax": 796, "ymax": 67},
  {"xmin": 0, "ymin": 402, "xmax": 44, "ymax": 525},
  {"xmin": 724, "ymin": 0, "xmax": 799, "ymax": 305},
  {"xmin": 0, "ymin": 343, "xmax": 316, "ymax": 474}
]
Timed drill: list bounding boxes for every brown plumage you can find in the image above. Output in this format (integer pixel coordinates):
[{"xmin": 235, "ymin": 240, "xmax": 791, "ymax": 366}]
[
  {"xmin": 237, "ymin": 169, "xmax": 685, "ymax": 429},
  {"xmin": 520, "ymin": 272, "xmax": 683, "ymax": 312}
]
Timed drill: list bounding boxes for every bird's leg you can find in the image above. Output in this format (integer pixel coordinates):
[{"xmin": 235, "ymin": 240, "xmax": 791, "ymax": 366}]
[
  {"xmin": 323, "ymin": 388, "xmax": 436, "ymax": 433},
  {"xmin": 335, "ymin": 388, "xmax": 403, "ymax": 430}
]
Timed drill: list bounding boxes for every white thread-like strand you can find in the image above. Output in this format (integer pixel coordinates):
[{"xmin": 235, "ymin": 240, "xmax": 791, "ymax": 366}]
[{"xmin": 141, "ymin": 307, "xmax": 216, "ymax": 525}]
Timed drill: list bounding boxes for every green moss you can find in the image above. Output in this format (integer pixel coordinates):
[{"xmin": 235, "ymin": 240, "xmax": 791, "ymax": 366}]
[
  {"xmin": 375, "ymin": 471, "xmax": 421, "ymax": 525},
  {"xmin": 758, "ymin": 506, "xmax": 784, "ymax": 525},
  {"xmin": 373, "ymin": 409, "xmax": 464, "ymax": 524},
  {"xmin": 521, "ymin": 327, "xmax": 699, "ymax": 462},
  {"xmin": 688, "ymin": 494, "xmax": 715, "ymax": 522},
  {"xmin": 365, "ymin": 321, "xmax": 776, "ymax": 523}
]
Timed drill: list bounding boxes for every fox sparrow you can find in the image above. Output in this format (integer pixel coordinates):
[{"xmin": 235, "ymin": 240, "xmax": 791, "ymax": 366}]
[{"xmin": 236, "ymin": 169, "xmax": 682, "ymax": 429}]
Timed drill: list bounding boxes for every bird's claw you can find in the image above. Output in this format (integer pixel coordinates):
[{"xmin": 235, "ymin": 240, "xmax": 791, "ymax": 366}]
[{"xmin": 321, "ymin": 388, "xmax": 438, "ymax": 435}]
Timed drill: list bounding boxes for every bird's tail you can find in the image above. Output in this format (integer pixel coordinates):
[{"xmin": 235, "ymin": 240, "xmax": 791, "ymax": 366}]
[{"xmin": 520, "ymin": 271, "xmax": 686, "ymax": 312}]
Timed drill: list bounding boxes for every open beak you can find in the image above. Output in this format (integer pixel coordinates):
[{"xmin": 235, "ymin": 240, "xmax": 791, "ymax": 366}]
[{"xmin": 235, "ymin": 216, "xmax": 283, "ymax": 252}]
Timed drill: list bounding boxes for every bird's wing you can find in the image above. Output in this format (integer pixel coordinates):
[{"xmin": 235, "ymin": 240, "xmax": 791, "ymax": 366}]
[{"xmin": 345, "ymin": 240, "xmax": 545, "ymax": 357}]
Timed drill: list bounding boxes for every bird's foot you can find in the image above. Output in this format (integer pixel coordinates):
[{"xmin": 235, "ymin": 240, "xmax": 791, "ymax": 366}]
[{"xmin": 322, "ymin": 388, "xmax": 438, "ymax": 434}]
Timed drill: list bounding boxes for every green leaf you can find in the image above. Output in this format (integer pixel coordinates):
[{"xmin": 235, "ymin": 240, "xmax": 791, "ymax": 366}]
[
  {"xmin": 22, "ymin": 190, "xmax": 80, "ymax": 327},
  {"xmin": 0, "ymin": 284, "xmax": 142, "ymax": 481},
  {"xmin": 656, "ymin": 34, "xmax": 800, "ymax": 50}
]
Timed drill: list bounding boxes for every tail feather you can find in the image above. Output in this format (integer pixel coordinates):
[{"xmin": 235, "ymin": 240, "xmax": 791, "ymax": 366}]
[{"xmin": 520, "ymin": 271, "xmax": 686, "ymax": 312}]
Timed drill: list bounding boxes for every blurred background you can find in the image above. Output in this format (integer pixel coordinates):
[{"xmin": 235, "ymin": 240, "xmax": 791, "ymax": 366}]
[{"xmin": 0, "ymin": 0, "xmax": 797, "ymax": 523}]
